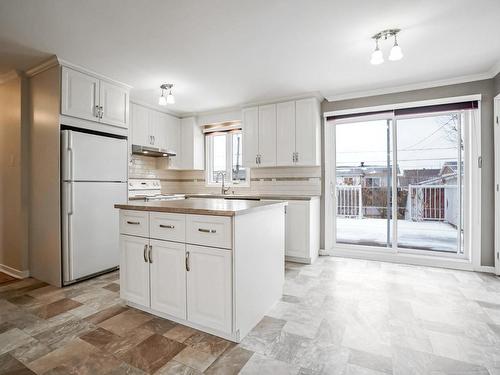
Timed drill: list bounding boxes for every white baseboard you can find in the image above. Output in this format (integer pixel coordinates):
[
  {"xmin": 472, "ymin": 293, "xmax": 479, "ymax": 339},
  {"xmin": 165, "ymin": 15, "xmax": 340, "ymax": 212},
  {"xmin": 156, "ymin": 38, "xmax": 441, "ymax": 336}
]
[
  {"xmin": 319, "ymin": 249, "xmax": 496, "ymax": 274},
  {"xmin": 0, "ymin": 264, "xmax": 30, "ymax": 279}
]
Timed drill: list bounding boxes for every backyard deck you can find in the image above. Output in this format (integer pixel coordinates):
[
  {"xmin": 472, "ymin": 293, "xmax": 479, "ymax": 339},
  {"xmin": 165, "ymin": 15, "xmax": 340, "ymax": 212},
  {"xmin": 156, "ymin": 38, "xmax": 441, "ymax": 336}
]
[{"xmin": 336, "ymin": 217, "xmax": 460, "ymax": 253}]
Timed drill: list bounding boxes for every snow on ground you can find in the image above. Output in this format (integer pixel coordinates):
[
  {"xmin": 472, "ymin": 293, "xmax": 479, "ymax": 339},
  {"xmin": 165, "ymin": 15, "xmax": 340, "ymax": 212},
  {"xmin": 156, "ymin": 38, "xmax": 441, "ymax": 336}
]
[{"xmin": 336, "ymin": 218, "xmax": 460, "ymax": 253}]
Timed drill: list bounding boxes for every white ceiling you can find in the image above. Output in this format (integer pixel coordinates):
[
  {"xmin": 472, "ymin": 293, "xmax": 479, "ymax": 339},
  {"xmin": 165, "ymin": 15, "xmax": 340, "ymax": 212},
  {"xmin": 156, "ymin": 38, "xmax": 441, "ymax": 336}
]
[{"xmin": 0, "ymin": 0, "xmax": 499, "ymax": 115}]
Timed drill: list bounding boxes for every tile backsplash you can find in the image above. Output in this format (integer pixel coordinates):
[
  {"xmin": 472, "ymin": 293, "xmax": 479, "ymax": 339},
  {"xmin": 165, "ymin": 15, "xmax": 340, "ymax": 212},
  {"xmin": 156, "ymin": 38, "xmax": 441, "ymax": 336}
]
[{"xmin": 129, "ymin": 155, "xmax": 321, "ymax": 196}]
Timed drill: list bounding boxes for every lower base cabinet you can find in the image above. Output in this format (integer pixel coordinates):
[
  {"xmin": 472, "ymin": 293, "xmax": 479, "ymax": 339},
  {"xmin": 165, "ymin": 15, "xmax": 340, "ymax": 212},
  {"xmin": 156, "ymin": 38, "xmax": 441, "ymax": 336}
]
[
  {"xmin": 186, "ymin": 245, "xmax": 232, "ymax": 334},
  {"xmin": 150, "ymin": 239, "xmax": 186, "ymax": 319},
  {"xmin": 119, "ymin": 235, "xmax": 232, "ymax": 334}
]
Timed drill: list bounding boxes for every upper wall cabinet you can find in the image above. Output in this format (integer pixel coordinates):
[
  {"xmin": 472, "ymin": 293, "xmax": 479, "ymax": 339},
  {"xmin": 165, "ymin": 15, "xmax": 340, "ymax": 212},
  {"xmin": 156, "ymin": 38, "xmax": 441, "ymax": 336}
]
[
  {"xmin": 242, "ymin": 97, "xmax": 321, "ymax": 168},
  {"xmin": 61, "ymin": 66, "xmax": 129, "ymax": 129},
  {"xmin": 179, "ymin": 117, "xmax": 204, "ymax": 170}
]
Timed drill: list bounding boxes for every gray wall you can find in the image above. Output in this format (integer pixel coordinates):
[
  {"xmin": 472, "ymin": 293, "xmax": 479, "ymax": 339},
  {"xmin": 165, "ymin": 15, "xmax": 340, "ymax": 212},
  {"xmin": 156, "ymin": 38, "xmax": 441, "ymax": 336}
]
[
  {"xmin": 0, "ymin": 75, "xmax": 29, "ymax": 273},
  {"xmin": 495, "ymin": 72, "xmax": 500, "ymax": 96},
  {"xmin": 322, "ymin": 79, "xmax": 496, "ymax": 267}
]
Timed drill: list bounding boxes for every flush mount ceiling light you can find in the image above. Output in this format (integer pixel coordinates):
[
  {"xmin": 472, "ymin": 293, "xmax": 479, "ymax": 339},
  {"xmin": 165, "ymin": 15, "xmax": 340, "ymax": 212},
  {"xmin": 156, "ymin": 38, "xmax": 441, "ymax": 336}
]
[
  {"xmin": 159, "ymin": 83, "xmax": 175, "ymax": 105},
  {"xmin": 370, "ymin": 29, "xmax": 403, "ymax": 65}
]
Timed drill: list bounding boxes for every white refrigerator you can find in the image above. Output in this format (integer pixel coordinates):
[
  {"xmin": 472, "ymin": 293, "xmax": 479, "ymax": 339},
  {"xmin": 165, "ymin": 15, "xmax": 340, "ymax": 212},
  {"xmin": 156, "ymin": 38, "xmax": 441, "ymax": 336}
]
[{"xmin": 61, "ymin": 130, "xmax": 128, "ymax": 285}]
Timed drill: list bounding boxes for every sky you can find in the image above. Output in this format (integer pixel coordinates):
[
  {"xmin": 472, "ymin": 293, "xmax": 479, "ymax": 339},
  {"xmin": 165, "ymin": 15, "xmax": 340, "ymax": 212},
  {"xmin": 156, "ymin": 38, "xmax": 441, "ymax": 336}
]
[{"xmin": 335, "ymin": 114, "xmax": 463, "ymax": 172}]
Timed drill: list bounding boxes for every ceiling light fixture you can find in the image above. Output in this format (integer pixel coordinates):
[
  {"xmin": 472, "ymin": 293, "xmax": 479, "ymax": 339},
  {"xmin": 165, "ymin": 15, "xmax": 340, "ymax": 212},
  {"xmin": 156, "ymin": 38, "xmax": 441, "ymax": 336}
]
[
  {"xmin": 159, "ymin": 83, "xmax": 175, "ymax": 105},
  {"xmin": 370, "ymin": 29, "xmax": 403, "ymax": 65}
]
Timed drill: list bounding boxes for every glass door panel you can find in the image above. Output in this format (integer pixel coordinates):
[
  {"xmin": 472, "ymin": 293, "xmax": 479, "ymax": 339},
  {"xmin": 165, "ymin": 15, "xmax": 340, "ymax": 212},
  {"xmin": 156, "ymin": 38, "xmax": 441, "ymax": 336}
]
[
  {"xmin": 396, "ymin": 113, "xmax": 463, "ymax": 253},
  {"xmin": 335, "ymin": 119, "xmax": 393, "ymax": 248}
]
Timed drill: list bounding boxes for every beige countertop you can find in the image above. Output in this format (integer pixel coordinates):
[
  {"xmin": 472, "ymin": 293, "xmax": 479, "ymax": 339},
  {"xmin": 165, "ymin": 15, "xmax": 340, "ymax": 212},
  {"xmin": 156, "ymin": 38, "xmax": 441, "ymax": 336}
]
[
  {"xmin": 115, "ymin": 198, "xmax": 287, "ymax": 217},
  {"xmin": 185, "ymin": 193, "xmax": 320, "ymax": 201}
]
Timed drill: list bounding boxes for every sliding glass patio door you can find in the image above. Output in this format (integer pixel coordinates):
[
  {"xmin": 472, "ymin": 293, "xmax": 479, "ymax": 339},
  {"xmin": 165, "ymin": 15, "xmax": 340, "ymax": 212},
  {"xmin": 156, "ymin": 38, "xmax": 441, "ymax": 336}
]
[{"xmin": 331, "ymin": 107, "xmax": 471, "ymax": 257}]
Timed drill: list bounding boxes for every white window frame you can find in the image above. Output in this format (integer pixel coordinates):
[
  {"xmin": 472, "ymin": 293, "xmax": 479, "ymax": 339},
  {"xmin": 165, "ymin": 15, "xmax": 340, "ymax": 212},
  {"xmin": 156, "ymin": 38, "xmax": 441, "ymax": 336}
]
[
  {"xmin": 205, "ymin": 131, "xmax": 249, "ymax": 187},
  {"xmin": 323, "ymin": 95, "xmax": 482, "ymax": 272}
]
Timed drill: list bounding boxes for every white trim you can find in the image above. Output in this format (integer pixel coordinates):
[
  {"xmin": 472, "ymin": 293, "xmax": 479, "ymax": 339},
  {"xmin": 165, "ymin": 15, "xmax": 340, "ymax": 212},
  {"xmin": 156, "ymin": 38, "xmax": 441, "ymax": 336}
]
[
  {"xmin": 319, "ymin": 249, "xmax": 494, "ymax": 273},
  {"xmin": 24, "ymin": 55, "xmax": 59, "ymax": 77},
  {"xmin": 324, "ymin": 95, "xmax": 482, "ymax": 118},
  {"xmin": 130, "ymin": 100, "xmax": 181, "ymax": 118},
  {"xmin": 323, "ymin": 73, "xmax": 493, "ymax": 102},
  {"xmin": 0, "ymin": 264, "xmax": 30, "ymax": 279},
  {"xmin": 0, "ymin": 70, "xmax": 21, "ymax": 84},
  {"xmin": 494, "ymin": 95, "xmax": 500, "ymax": 275},
  {"xmin": 489, "ymin": 60, "xmax": 500, "ymax": 78}
]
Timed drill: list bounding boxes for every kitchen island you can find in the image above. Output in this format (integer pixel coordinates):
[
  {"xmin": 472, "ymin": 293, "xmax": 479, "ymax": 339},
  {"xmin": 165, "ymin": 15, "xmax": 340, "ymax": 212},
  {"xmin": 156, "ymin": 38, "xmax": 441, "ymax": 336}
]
[{"xmin": 114, "ymin": 198, "xmax": 286, "ymax": 342}]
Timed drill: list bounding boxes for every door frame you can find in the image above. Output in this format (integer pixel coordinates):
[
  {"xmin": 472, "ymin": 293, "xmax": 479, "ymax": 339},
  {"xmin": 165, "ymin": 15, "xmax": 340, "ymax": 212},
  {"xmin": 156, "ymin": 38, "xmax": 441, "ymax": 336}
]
[
  {"xmin": 323, "ymin": 95, "xmax": 482, "ymax": 271},
  {"xmin": 495, "ymin": 94, "xmax": 500, "ymax": 275}
]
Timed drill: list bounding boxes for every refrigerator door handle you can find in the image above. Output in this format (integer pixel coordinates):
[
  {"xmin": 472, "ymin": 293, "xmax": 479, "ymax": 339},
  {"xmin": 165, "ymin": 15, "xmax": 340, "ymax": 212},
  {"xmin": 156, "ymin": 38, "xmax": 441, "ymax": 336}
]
[
  {"xmin": 68, "ymin": 182, "xmax": 74, "ymax": 215},
  {"xmin": 68, "ymin": 132, "xmax": 74, "ymax": 181}
]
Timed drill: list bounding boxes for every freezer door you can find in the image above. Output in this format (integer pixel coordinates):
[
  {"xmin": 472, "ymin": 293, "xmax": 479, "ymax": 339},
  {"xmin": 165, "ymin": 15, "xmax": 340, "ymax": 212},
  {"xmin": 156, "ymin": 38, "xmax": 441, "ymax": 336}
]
[
  {"xmin": 61, "ymin": 130, "xmax": 127, "ymax": 182},
  {"xmin": 62, "ymin": 181, "xmax": 127, "ymax": 283}
]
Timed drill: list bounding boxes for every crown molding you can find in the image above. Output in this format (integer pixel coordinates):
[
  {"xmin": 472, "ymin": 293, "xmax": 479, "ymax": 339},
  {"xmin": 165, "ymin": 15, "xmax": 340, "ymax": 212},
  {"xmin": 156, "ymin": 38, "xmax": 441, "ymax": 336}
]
[
  {"xmin": 24, "ymin": 55, "xmax": 60, "ymax": 77},
  {"xmin": 0, "ymin": 70, "xmax": 21, "ymax": 84},
  {"xmin": 184, "ymin": 91, "xmax": 325, "ymax": 119},
  {"xmin": 323, "ymin": 71, "xmax": 495, "ymax": 102},
  {"xmin": 489, "ymin": 59, "xmax": 500, "ymax": 78},
  {"xmin": 130, "ymin": 99, "xmax": 181, "ymax": 118}
]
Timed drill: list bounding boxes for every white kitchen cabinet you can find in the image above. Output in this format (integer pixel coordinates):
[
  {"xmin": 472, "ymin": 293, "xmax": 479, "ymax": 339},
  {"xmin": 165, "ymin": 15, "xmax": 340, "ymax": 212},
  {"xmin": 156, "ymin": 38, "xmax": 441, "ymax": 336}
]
[
  {"xmin": 258, "ymin": 104, "xmax": 277, "ymax": 167},
  {"xmin": 150, "ymin": 239, "xmax": 187, "ymax": 319},
  {"xmin": 165, "ymin": 115, "xmax": 182, "ymax": 168},
  {"xmin": 242, "ymin": 107, "xmax": 259, "ymax": 168},
  {"xmin": 186, "ymin": 244, "xmax": 232, "ymax": 334},
  {"xmin": 276, "ymin": 101, "xmax": 296, "ymax": 166},
  {"xmin": 99, "ymin": 80, "xmax": 129, "ymax": 128},
  {"xmin": 61, "ymin": 67, "xmax": 99, "ymax": 122},
  {"xmin": 148, "ymin": 110, "xmax": 162, "ymax": 148},
  {"xmin": 295, "ymin": 98, "xmax": 321, "ymax": 166},
  {"xmin": 61, "ymin": 66, "xmax": 129, "ymax": 129},
  {"xmin": 131, "ymin": 103, "xmax": 150, "ymax": 147},
  {"xmin": 242, "ymin": 98, "xmax": 320, "ymax": 168},
  {"xmin": 179, "ymin": 117, "xmax": 204, "ymax": 170},
  {"xmin": 120, "ymin": 235, "xmax": 150, "ymax": 306},
  {"xmin": 284, "ymin": 198, "xmax": 320, "ymax": 264}
]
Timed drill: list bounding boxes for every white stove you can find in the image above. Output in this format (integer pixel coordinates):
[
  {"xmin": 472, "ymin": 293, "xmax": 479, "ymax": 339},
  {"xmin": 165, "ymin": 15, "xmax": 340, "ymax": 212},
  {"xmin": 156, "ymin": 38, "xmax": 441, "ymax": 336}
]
[{"xmin": 128, "ymin": 179, "xmax": 185, "ymax": 201}]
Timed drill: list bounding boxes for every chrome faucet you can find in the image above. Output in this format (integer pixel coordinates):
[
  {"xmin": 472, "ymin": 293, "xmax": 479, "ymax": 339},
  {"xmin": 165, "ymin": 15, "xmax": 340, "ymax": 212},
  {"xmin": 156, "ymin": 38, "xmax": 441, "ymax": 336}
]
[{"xmin": 216, "ymin": 171, "xmax": 230, "ymax": 195}]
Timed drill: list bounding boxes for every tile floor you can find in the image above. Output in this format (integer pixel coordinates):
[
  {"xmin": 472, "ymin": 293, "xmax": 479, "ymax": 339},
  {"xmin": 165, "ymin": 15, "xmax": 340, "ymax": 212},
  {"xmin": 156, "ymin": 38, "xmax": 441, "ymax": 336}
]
[{"xmin": 0, "ymin": 257, "xmax": 499, "ymax": 374}]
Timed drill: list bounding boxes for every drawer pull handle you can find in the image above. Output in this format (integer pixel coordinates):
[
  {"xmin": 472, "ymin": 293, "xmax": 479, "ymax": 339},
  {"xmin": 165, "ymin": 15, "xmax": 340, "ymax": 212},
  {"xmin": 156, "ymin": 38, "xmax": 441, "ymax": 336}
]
[
  {"xmin": 127, "ymin": 221, "xmax": 140, "ymax": 225},
  {"xmin": 159, "ymin": 224, "xmax": 175, "ymax": 229},
  {"xmin": 198, "ymin": 228, "xmax": 216, "ymax": 234},
  {"xmin": 143, "ymin": 244, "xmax": 148, "ymax": 263},
  {"xmin": 185, "ymin": 251, "xmax": 190, "ymax": 271},
  {"xmin": 148, "ymin": 245, "xmax": 153, "ymax": 263}
]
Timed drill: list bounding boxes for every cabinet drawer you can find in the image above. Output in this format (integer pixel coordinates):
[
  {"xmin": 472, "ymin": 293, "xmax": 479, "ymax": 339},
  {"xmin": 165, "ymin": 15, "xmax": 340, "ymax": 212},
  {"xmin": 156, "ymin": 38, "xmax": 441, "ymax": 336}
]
[
  {"xmin": 150, "ymin": 212, "xmax": 186, "ymax": 242},
  {"xmin": 186, "ymin": 215, "xmax": 232, "ymax": 249},
  {"xmin": 119, "ymin": 210, "xmax": 149, "ymax": 237}
]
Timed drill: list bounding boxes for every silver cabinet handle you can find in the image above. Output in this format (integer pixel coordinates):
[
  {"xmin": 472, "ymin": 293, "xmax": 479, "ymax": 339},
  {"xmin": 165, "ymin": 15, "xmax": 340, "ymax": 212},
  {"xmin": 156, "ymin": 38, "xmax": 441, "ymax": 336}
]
[
  {"xmin": 148, "ymin": 245, "xmax": 153, "ymax": 263},
  {"xmin": 159, "ymin": 224, "xmax": 175, "ymax": 229},
  {"xmin": 185, "ymin": 251, "xmax": 190, "ymax": 271},
  {"xmin": 127, "ymin": 221, "xmax": 140, "ymax": 225},
  {"xmin": 95, "ymin": 105, "xmax": 100, "ymax": 118},
  {"xmin": 198, "ymin": 228, "xmax": 216, "ymax": 234},
  {"xmin": 99, "ymin": 106, "xmax": 103, "ymax": 119},
  {"xmin": 296, "ymin": 152, "xmax": 299, "ymax": 162},
  {"xmin": 143, "ymin": 244, "xmax": 148, "ymax": 263},
  {"xmin": 255, "ymin": 155, "xmax": 258, "ymax": 165}
]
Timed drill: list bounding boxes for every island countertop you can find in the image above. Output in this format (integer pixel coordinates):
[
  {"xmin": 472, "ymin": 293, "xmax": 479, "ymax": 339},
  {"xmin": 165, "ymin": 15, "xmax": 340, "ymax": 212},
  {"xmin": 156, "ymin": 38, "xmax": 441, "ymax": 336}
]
[{"xmin": 114, "ymin": 198, "xmax": 287, "ymax": 217}]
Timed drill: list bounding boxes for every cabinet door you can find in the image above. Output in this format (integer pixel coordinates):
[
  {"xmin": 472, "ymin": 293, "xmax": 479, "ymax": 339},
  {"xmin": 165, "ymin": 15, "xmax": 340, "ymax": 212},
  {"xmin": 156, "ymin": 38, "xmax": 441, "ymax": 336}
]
[
  {"xmin": 276, "ymin": 101, "xmax": 296, "ymax": 166},
  {"xmin": 155, "ymin": 112, "xmax": 169, "ymax": 150},
  {"xmin": 242, "ymin": 107, "xmax": 259, "ymax": 168},
  {"xmin": 258, "ymin": 104, "xmax": 277, "ymax": 167},
  {"xmin": 166, "ymin": 116, "xmax": 181, "ymax": 168},
  {"xmin": 120, "ymin": 235, "xmax": 150, "ymax": 306},
  {"xmin": 131, "ymin": 103, "xmax": 150, "ymax": 147},
  {"xmin": 186, "ymin": 245, "xmax": 232, "ymax": 334},
  {"xmin": 285, "ymin": 201, "xmax": 309, "ymax": 259},
  {"xmin": 148, "ymin": 110, "xmax": 160, "ymax": 147},
  {"xmin": 150, "ymin": 240, "xmax": 187, "ymax": 319},
  {"xmin": 99, "ymin": 80, "xmax": 129, "ymax": 128},
  {"xmin": 61, "ymin": 67, "xmax": 99, "ymax": 122},
  {"xmin": 295, "ymin": 98, "xmax": 320, "ymax": 166}
]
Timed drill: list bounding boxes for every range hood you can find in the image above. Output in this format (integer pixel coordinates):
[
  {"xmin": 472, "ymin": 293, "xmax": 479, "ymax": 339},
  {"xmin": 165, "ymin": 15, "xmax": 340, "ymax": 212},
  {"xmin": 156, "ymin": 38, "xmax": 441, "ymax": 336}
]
[{"xmin": 132, "ymin": 144, "xmax": 176, "ymax": 157}]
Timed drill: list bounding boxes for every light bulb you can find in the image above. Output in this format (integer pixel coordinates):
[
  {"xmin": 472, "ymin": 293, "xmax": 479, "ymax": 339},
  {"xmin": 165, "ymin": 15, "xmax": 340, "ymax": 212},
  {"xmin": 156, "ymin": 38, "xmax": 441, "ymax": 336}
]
[
  {"xmin": 166, "ymin": 91, "xmax": 175, "ymax": 104},
  {"xmin": 389, "ymin": 42, "xmax": 403, "ymax": 61},
  {"xmin": 158, "ymin": 94, "xmax": 167, "ymax": 106},
  {"xmin": 370, "ymin": 47, "xmax": 384, "ymax": 65}
]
